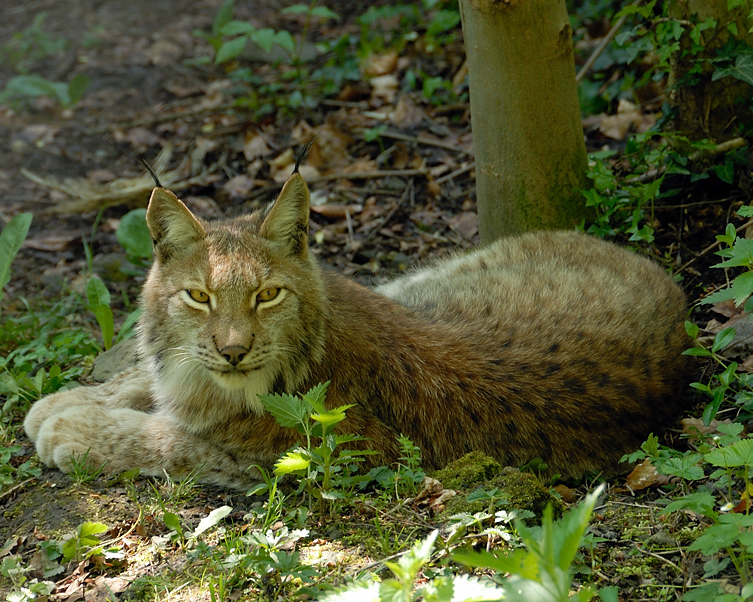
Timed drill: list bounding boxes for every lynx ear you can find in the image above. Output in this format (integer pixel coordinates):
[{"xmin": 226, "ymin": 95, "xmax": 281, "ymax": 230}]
[
  {"xmin": 259, "ymin": 172, "xmax": 310, "ymax": 257},
  {"xmin": 146, "ymin": 187, "xmax": 206, "ymax": 261}
]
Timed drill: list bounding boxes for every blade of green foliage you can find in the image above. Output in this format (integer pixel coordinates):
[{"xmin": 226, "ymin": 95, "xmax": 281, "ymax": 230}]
[
  {"xmin": 274, "ymin": 451, "xmax": 310, "ymax": 476},
  {"xmin": 311, "ymin": 404, "xmax": 354, "ymax": 431},
  {"xmin": 704, "ymin": 438, "xmax": 753, "ymax": 467},
  {"xmin": 0, "ymin": 212, "xmax": 32, "ymax": 302},
  {"xmin": 116, "ymin": 208, "xmax": 152, "ymax": 259},
  {"xmin": 259, "ymin": 391, "xmax": 310, "ymax": 430},
  {"xmin": 192, "ymin": 505, "xmax": 232, "ymax": 539},
  {"xmin": 302, "ymin": 381, "xmax": 330, "ymax": 412},
  {"xmin": 215, "ymin": 36, "xmax": 247, "ymax": 63},
  {"xmin": 86, "ymin": 276, "xmax": 114, "ymax": 350},
  {"xmin": 163, "ymin": 512, "xmax": 183, "ymax": 536}
]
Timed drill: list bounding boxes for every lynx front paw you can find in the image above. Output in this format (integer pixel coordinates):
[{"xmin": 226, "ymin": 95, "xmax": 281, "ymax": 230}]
[
  {"xmin": 34, "ymin": 406, "xmax": 142, "ymax": 476},
  {"xmin": 24, "ymin": 388, "xmax": 87, "ymax": 442}
]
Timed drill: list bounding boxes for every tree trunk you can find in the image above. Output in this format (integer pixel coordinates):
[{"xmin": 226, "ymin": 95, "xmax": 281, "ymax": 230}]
[
  {"xmin": 668, "ymin": 0, "xmax": 753, "ymax": 142},
  {"xmin": 459, "ymin": 0, "xmax": 589, "ymax": 242}
]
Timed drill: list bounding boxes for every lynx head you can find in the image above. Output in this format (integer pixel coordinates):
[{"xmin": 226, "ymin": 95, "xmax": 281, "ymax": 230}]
[{"xmin": 138, "ymin": 171, "xmax": 326, "ymax": 429}]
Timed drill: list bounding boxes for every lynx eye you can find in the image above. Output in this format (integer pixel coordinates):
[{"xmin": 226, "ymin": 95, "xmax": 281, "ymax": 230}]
[
  {"xmin": 257, "ymin": 287, "xmax": 280, "ymax": 303},
  {"xmin": 187, "ymin": 289, "xmax": 210, "ymax": 303}
]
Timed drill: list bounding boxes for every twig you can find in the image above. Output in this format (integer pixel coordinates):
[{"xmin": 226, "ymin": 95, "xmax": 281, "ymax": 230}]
[
  {"xmin": 87, "ymin": 101, "xmax": 240, "ymax": 134},
  {"xmin": 357, "ymin": 182, "xmax": 413, "ymax": 251},
  {"xmin": 0, "ymin": 477, "xmax": 35, "ymax": 502},
  {"xmin": 677, "ymin": 218, "xmax": 753, "ymax": 274},
  {"xmin": 576, "ymin": 0, "xmax": 641, "ymax": 84},
  {"xmin": 248, "ymin": 169, "xmax": 427, "ymax": 202},
  {"xmin": 632, "ymin": 543, "xmax": 683, "ymax": 572},
  {"xmin": 360, "ymin": 129, "xmax": 473, "ymax": 156},
  {"xmin": 435, "ymin": 163, "xmax": 475, "ymax": 184}
]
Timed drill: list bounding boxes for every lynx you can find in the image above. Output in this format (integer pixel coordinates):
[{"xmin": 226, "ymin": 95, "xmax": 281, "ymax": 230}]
[{"xmin": 25, "ymin": 166, "xmax": 690, "ymax": 489}]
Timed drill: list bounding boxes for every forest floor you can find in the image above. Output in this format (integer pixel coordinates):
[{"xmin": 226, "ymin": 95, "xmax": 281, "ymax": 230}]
[{"xmin": 0, "ymin": 0, "xmax": 750, "ymax": 600}]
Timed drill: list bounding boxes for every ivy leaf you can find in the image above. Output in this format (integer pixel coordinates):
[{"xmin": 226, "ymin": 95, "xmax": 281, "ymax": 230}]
[{"xmin": 713, "ymin": 53, "xmax": 753, "ymax": 86}]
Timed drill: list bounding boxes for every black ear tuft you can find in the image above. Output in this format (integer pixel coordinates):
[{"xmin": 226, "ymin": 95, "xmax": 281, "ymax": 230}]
[
  {"xmin": 138, "ymin": 157, "xmax": 163, "ymax": 188},
  {"xmin": 294, "ymin": 138, "xmax": 316, "ymax": 174}
]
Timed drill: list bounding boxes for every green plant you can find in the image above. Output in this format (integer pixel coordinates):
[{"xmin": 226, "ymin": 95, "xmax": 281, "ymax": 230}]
[
  {"xmin": 1, "ymin": 12, "xmax": 66, "ymax": 73},
  {"xmin": 116, "ymin": 208, "xmax": 153, "ymax": 264},
  {"xmin": 66, "ymin": 448, "xmax": 107, "ymax": 484},
  {"xmin": 0, "ymin": 73, "xmax": 89, "ymax": 109},
  {"xmin": 0, "ymin": 555, "xmax": 55, "ymax": 602},
  {"xmin": 454, "ymin": 485, "xmax": 609, "ymax": 602},
  {"xmin": 0, "ymin": 213, "xmax": 32, "ymax": 304},
  {"xmin": 259, "ymin": 382, "xmax": 376, "ymax": 518}
]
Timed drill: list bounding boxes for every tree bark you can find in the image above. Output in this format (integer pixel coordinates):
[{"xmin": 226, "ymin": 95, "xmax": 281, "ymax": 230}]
[
  {"xmin": 459, "ymin": 0, "xmax": 589, "ymax": 242},
  {"xmin": 668, "ymin": 0, "xmax": 753, "ymax": 143}
]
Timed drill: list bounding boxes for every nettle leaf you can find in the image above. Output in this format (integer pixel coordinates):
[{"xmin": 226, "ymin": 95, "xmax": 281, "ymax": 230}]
[
  {"xmin": 274, "ymin": 450, "xmax": 310, "ymax": 475},
  {"xmin": 704, "ymin": 438, "xmax": 753, "ymax": 467},
  {"xmin": 311, "ymin": 404, "xmax": 354, "ymax": 431},
  {"xmin": 259, "ymin": 391, "xmax": 309, "ymax": 430},
  {"xmin": 302, "ymin": 381, "xmax": 329, "ymax": 408}
]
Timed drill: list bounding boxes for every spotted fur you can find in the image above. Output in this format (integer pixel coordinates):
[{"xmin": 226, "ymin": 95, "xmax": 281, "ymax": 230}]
[{"xmin": 25, "ymin": 172, "xmax": 690, "ymax": 488}]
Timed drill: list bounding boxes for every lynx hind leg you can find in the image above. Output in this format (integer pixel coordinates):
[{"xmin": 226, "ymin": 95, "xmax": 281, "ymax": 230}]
[
  {"xmin": 36, "ymin": 405, "xmax": 262, "ymax": 489},
  {"xmin": 24, "ymin": 366, "xmax": 154, "ymax": 442}
]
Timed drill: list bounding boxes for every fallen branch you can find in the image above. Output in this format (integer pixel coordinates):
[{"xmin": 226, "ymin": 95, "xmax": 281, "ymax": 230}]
[{"xmin": 22, "ymin": 145, "xmax": 219, "ymax": 214}]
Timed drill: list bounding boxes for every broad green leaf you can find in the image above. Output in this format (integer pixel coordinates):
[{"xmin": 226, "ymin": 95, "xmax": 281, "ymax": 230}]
[
  {"xmin": 251, "ymin": 28, "xmax": 280, "ymax": 53},
  {"xmin": 258, "ymin": 391, "xmax": 309, "ymax": 430},
  {"xmin": 86, "ymin": 275, "xmax": 111, "ymax": 308},
  {"xmin": 705, "ymin": 438, "xmax": 753, "ymax": 467},
  {"xmin": 682, "ymin": 347, "xmax": 712, "ymax": 357},
  {"xmin": 212, "ymin": 0, "xmax": 235, "ymax": 34},
  {"xmin": 302, "ymin": 381, "xmax": 329, "ymax": 412},
  {"xmin": 712, "ymin": 327, "xmax": 736, "ymax": 353},
  {"xmin": 215, "ymin": 36, "xmax": 247, "ymax": 64},
  {"xmin": 713, "ymin": 237, "xmax": 753, "ymax": 268},
  {"xmin": 311, "ymin": 404, "xmax": 354, "ymax": 431},
  {"xmin": 733, "ymin": 271, "xmax": 753, "ymax": 306},
  {"xmin": 699, "ymin": 287, "xmax": 735, "ymax": 305},
  {"xmin": 0, "ymin": 212, "xmax": 32, "ymax": 302},
  {"xmin": 274, "ymin": 451, "xmax": 310, "ymax": 475},
  {"xmin": 163, "ymin": 512, "xmax": 183, "ymax": 535},
  {"xmin": 67, "ymin": 73, "xmax": 89, "ymax": 106},
  {"xmin": 684, "ymin": 321, "xmax": 699, "ymax": 338},
  {"xmin": 219, "ymin": 21, "xmax": 256, "ymax": 36},
  {"xmin": 87, "ymin": 276, "xmax": 114, "ymax": 349},
  {"xmin": 192, "ymin": 505, "xmax": 232, "ymax": 538},
  {"xmin": 713, "ymin": 53, "xmax": 753, "ymax": 86},
  {"xmin": 78, "ymin": 521, "xmax": 108, "ymax": 539},
  {"xmin": 116, "ymin": 208, "xmax": 152, "ymax": 259}
]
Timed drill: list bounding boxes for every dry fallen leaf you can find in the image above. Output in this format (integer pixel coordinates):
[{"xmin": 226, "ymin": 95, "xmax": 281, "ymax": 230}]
[
  {"xmin": 364, "ymin": 51, "xmax": 399, "ymax": 77},
  {"xmin": 243, "ymin": 131, "xmax": 273, "ymax": 162},
  {"xmin": 370, "ymin": 74, "xmax": 399, "ymax": 103},
  {"xmin": 624, "ymin": 458, "xmax": 669, "ymax": 491}
]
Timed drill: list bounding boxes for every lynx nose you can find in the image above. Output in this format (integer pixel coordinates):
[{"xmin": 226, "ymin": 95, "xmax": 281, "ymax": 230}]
[{"xmin": 219, "ymin": 345, "xmax": 248, "ymax": 366}]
